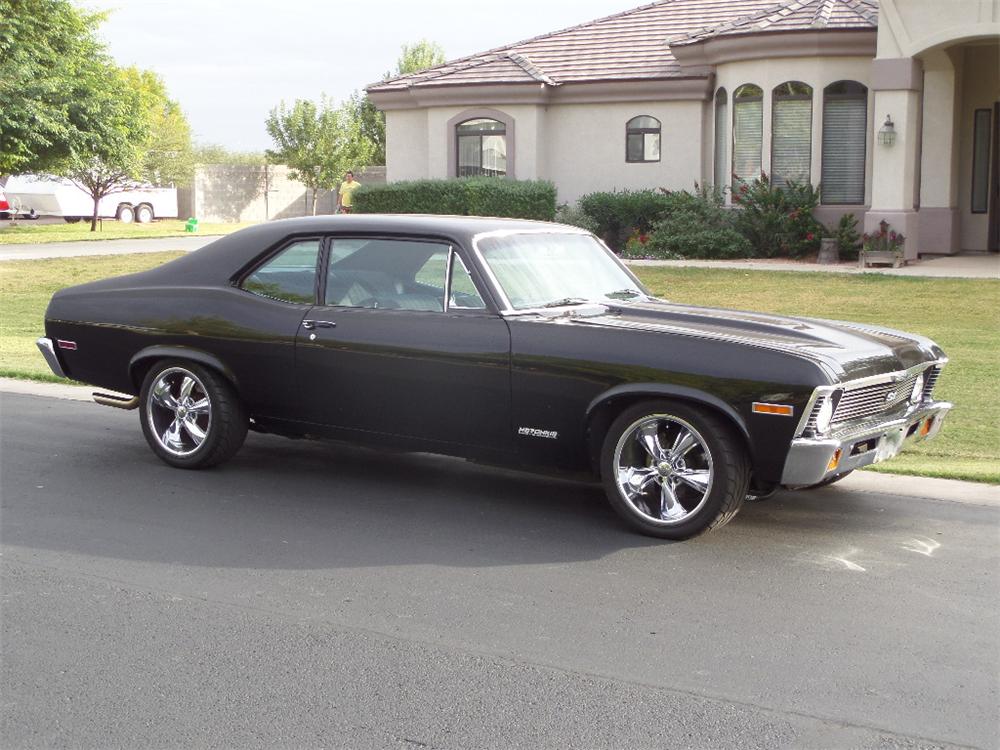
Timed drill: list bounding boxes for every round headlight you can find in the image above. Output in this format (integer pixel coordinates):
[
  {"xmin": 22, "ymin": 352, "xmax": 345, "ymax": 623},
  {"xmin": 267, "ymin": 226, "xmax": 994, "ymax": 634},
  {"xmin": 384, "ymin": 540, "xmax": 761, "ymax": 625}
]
[
  {"xmin": 815, "ymin": 396, "xmax": 835, "ymax": 434},
  {"xmin": 910, "ymin": 372, "xmax": 926, "ymax": 404}
]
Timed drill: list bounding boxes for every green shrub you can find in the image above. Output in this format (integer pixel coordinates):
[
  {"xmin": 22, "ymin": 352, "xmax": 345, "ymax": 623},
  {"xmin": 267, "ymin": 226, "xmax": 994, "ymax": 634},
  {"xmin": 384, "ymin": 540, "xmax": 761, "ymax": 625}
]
[
  {"xmin": 553, "ymin": 203, "xmax": 599, "ymax": 233},
  {"xmin": 577, "ymin": 189, "xmax": 673, "ymax": 250},
  {"xmin": 352, "ymin": 178, "xmax": 557, "ymax": 220},
  {"xmin": 633, "ymin": 185, "xmax": 751, "ymax": 260},
  {"xmin": 732, "ymin": 174, "xmax": 822, "ymax": 258},
  {"xmin": 826, "ymin": 212, "xmax": 861, "ymax": 260}
]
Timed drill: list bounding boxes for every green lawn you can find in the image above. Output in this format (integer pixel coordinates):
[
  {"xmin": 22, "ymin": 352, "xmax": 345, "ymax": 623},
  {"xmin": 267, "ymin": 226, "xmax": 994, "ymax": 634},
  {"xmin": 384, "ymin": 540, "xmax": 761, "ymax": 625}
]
[
  {"xmin": 1, "ymin": 254, "xmax": 996, "ymax": 483},
  {"xmin": 0, "ymin": 219, "xmax": 253, "ymax": 245}
]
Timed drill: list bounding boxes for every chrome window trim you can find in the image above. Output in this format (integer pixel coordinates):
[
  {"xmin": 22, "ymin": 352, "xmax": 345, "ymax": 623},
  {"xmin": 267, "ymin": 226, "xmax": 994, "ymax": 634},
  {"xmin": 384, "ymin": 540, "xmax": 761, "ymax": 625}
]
[{"xmin": 793, "ymin": 357, "xmax": 949, "ymax": 438}]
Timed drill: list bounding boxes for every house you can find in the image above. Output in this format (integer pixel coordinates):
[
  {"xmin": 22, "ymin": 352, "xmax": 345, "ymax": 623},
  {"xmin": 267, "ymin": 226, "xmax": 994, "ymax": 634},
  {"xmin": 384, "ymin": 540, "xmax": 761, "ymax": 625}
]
[{"xmin": 367, "ymin": 0, "xmax": 999, "ymax": 257}]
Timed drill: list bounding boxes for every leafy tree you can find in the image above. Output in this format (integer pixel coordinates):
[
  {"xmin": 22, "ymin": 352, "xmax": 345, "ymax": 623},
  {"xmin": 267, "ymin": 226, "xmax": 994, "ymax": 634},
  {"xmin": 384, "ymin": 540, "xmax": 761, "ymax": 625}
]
[
  {"xmin": 59, "ymin": 65, "xmax": 151, "ymax": 231},
  {"xmin": 265, "ymin": 97, "xmax": 374, "ymax": 215},
  {"xmin": 0, "ymin": 0, "xmax": 115, "ymax": 174},
  {"xmin": 123, "ymin": 67, "xmax": 194, "ymax": 186},
  {"xmin": 347, "ymin": 91, "xmax": 385, "ymax": 166},
  {"xmin": 193, "ymin": 143, "xmax": 267, "ymax": 167},
  {"xmin": 350, "ymin": 39, "xmax": 447, "ymax": 167},
  {"xmin": 395, "ymin": 40, "xmax": 446, "ymax": 76}
]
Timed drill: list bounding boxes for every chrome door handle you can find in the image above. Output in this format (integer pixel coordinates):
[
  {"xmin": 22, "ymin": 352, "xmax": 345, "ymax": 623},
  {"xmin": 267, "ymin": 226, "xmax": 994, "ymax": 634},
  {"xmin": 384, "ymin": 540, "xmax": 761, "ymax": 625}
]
[{"xmin": 302, "ymin": 319, "xmax": 336, "ymax": 330}]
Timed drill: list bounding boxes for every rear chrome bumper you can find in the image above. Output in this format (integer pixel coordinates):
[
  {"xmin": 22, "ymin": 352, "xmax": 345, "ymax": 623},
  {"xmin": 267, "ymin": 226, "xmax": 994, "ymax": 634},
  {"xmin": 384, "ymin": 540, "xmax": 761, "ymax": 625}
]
[
  {"xmin": 781, "ymin": 401, "xmax": 952, "ymax": 487},
  {"xmin": 36, "ymin": 337, "xmax": 66, "ymax": 378}
]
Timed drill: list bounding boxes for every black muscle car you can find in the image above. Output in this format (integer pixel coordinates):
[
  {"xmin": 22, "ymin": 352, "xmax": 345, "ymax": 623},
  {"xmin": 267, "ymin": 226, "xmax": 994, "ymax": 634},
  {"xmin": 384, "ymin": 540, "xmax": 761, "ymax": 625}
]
[{"xmin": 37, "ymin": 215, "xmax": 952, "ymax": 539}]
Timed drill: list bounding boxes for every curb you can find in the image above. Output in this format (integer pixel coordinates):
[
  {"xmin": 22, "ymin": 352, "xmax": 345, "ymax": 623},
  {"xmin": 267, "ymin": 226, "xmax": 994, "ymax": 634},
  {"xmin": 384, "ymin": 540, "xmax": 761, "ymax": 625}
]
[{"xmin": 3, "ymin": 377, "xmax": 998, "ymax": 508}]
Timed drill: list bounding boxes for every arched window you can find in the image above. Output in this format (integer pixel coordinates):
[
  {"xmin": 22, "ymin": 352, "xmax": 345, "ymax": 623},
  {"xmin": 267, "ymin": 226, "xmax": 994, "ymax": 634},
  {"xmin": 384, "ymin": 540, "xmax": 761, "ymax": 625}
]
[
  {"xmin": 822, "ymin": 81, "xmax": 868, "ymax": 204},
  {"xmin": 732, "ymin": 84, "xmax": 763, "ymax": 187},
  {"xmin": 714, "ymin": 88, "xmax": 728, "ymax": 189},
  {"xmin": 771, "ymin": 82, "xmax": 813, "ymax": 189},
  {"xmin": 626, "ymin": 116, "xmax": 661, "ymax": 163},
  {"xmin": 456, "ymin": 118, "xmax": 507, "ymax": 177}
]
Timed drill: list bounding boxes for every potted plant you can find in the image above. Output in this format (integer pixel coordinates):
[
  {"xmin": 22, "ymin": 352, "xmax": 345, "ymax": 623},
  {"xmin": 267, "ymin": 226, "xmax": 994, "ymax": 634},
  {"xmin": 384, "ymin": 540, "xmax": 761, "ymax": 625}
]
[{"xmin": 860, "ymin": 220, "xmax": 906, "ymax": 269}]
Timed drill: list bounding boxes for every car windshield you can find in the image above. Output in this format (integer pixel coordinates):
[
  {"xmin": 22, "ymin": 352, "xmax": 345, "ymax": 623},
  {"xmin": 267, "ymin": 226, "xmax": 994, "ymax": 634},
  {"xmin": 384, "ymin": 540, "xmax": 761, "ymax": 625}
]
[{"xmin": 477, "ymin": 232, "xmax": 648, "ymax": 310}]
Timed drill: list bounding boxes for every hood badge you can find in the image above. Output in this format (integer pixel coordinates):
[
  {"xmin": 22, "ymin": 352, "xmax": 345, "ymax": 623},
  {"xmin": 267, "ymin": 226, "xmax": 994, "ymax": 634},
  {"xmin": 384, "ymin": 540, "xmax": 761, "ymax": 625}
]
[
  {"xmin": 518, "ymin": 427, "xmax": 559, "ymax": 440},
  {"xmin": 885, "ymin": 390, "xmax": 897, "ymax": 404}
]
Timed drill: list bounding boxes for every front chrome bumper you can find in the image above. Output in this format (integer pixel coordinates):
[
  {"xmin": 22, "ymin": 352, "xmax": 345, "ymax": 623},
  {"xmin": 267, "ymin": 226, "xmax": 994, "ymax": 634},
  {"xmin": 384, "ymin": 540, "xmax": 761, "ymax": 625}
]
[
  {"xmin": 780, "ymin": 401, "xmax": 952, "ymax": 486},
  {"xmin": 36, "ymin": 337, "xmax": 66, "ymax": 378}
]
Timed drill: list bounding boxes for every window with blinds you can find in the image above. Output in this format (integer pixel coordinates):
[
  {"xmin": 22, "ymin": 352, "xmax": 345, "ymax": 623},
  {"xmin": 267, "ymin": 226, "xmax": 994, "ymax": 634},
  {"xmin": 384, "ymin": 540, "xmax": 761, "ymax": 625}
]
[
  {"xmin": 456, "ymin": 118, "xmax": 507, "ymax": 177},
  {"xmin": 822, "ymin": 81, "xmax": 868, "ymax": 205},
  {"xmin": 771, "ymin": 82, "xmax": 813, "ymax": 189},
  {"xmin": 732, "ymin": 84, "xmax": 763, "ymax": 187},
  {"xmin": 714, "ymin": 88, "xmax": 728, "ymax": 189}
]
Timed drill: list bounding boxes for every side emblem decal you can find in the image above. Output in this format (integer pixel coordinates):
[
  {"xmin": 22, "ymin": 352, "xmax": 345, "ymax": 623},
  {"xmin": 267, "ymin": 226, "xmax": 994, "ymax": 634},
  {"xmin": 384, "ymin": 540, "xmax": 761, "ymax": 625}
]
[{"xmin": 518, "ymin": 427, "xmax": 559, "ymax": 440}]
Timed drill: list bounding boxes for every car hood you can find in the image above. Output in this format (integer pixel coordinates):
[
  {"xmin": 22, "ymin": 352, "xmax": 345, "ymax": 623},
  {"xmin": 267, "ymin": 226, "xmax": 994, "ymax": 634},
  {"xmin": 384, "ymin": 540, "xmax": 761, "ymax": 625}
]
[{"xmin": 525, "ymin": 299, "xmax": 944, "ymax": 383}]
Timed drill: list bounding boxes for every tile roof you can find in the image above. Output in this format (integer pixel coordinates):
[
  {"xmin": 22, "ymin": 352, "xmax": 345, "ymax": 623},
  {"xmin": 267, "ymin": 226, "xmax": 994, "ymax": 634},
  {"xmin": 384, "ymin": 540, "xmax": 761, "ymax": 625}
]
[
  {"xmin": 369, "ymin": 0, "xmax": 878, "ymax": 93},
  {"xmin": 669, "ymin": 0, "xmax": 878, "ymax": 46}
]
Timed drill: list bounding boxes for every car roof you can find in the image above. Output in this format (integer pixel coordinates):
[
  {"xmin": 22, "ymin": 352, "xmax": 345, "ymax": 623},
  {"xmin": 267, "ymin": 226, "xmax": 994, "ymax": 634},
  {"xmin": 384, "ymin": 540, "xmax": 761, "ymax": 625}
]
[{"xmin": 114, "ymin": 214, "xmax": 586, "ymax": 288}]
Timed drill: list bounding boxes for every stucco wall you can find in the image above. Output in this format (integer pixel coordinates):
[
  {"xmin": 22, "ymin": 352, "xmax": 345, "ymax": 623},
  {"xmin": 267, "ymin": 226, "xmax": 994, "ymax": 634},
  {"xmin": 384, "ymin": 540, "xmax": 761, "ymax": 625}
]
[
  {"xmin": 878, "ymin": 0, "xmax": 1000, "ymax": 58},
  {"xmin": 542, "ymin": 100, "xmax": 704, "ymax": 203},
  {"xmin": 386, "ymin": 109, "xmax": 429, "ymax": 182}
]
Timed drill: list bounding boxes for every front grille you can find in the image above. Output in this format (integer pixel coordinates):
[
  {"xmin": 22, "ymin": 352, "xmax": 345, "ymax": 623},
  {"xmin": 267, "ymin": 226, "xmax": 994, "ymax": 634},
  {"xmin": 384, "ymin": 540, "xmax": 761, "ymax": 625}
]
[
  {"xmin": 805, "ymin": 396, "xmax": 827, "ymax": 433},
  {"xmin": 832, "ymin": 373, "xmax": 920, "ymax": 424},
  {"xmin": 923, "ymin": 366, "xmax": 942, "ymax": 400}
]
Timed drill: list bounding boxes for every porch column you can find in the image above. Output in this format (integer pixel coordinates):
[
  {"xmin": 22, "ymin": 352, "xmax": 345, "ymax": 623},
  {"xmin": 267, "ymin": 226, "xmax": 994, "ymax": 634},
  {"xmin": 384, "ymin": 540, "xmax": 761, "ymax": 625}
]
[
  {"xmin": 917, "ymin": 50, "xmax": 961, "ymax": 254},
  {"xmin": 867, "ymin": 57, "xmax": 923, "ymax": 260}
]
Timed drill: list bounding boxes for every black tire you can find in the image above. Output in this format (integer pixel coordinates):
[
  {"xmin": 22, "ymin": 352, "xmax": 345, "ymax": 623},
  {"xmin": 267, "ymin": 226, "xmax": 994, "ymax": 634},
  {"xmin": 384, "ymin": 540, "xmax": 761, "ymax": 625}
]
[
  {"xmin": 802, "ymin": 470, "xmax": 854, "ymax": 489},
  {"xmin": 139, "ymin": 359, "xmax": 248, "ymax": 469},
  {"xmin": 63, "ymin": 216, "xmax": 82, "ymax": 223},
  {"xmin": 600, "ymin": 400, "xmax": 750, "ymax": 540},
  {"xmin": 135, "ymin": 203, "xmax": 154, "ymax": 223},
  {"xmin": 117, "ymin": 204, "xmax": 135, "ymax": 223}
]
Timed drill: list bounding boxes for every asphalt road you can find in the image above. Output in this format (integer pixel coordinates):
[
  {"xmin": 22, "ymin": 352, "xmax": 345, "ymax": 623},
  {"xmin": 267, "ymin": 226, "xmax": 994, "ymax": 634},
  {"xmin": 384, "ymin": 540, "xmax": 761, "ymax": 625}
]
[
  {"xmin": 0, "ymin": 235, "xmax": 214, "ymax": 261},
  {"xmin": 2, "ymin": 393, "xmax": 997, "ymax": 749}
]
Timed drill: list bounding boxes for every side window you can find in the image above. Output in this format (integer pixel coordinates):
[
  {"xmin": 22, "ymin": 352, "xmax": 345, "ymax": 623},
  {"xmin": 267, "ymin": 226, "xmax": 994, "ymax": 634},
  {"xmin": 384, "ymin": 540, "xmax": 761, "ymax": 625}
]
[
  {"xmin": 325, "ymin": 238, "xmax": 450, "ymax": 312},
  {"xmin": 241, "ymin": 239, "xmax": 320, "ymax": 304},
  {"xmin": 449, "ymin": 253, "xmax": 486, "ymax": 310}
]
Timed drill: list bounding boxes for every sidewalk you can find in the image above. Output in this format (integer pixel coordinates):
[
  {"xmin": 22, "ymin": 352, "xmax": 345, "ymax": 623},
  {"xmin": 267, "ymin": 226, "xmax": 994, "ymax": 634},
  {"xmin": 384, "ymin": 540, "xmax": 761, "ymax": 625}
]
[
  {"xmin": 0, "ymin": 234, "xmax": 218, "ymax": 261},
  {"xmin": 3, "ymin": 376, "xmax": 997, "ymax": 508},
  {"xmin": 626, "ymin": 252, "xmax": 1000, "ymax": 280}
]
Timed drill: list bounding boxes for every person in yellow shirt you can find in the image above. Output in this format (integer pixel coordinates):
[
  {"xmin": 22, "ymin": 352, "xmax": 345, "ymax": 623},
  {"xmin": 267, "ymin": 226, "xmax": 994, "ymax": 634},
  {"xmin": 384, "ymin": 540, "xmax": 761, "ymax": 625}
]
[{"xmin": 337, "ymin": 171, "xmax": 360, "ymax": 213}]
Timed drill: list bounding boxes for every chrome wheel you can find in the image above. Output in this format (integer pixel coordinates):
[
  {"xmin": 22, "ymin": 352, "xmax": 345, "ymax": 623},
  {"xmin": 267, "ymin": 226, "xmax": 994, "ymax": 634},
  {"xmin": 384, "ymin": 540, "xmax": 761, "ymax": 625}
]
[
  {"xmin": 145, "ymin": 367, "xmax": 212, "ymax": 457},
  {"xmin": 613, "ymin": 414, "xmax": 714, "ymax": 525}
]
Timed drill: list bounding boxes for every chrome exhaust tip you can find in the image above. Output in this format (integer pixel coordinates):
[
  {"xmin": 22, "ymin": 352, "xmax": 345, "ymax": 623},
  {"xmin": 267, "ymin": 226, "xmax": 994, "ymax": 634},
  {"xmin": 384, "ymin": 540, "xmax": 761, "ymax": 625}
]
[{"xmin": 93, "ymin": 391, "xmax": 139, "ymax": 410}]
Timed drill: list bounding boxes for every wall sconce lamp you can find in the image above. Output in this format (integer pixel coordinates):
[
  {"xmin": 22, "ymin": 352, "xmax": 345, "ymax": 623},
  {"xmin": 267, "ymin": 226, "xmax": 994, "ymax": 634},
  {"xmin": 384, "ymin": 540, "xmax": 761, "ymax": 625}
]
[{"xmin": 878, "ymin": 115, "xmax": 896, "ymax": 146}]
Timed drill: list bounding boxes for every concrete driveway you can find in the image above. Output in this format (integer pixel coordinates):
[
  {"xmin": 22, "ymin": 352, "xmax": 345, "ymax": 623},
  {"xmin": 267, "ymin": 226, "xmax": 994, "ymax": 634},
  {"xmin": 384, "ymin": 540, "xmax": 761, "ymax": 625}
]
[{"xmin": 2, "ymin": 390, "xmax": 997, "ymax": 749}]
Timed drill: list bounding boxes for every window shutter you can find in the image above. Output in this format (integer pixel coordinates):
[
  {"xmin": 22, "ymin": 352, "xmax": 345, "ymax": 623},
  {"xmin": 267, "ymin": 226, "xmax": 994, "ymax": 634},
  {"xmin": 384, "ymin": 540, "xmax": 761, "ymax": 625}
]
[
  {"xmin": 822, "ymin": 98, "xmax": 867, "ymax": 204},
  {"xmin": 714, "ymin": 96, "xmax": 728, "ymax": 189},
  {"xmin": 772, "ymin": 98, "xmax": 812, "ymax": 188},
  {"xmin": 733, "ymin": 99, "xmax": 762, "ymax": 184}
]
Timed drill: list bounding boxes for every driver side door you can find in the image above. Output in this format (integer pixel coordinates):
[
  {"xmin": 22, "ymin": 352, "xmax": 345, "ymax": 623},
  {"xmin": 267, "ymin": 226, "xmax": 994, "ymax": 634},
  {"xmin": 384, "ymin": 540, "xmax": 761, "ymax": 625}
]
[{"xmin": 295, "ymin": 236, "xmax": 513, "ymax": 454}]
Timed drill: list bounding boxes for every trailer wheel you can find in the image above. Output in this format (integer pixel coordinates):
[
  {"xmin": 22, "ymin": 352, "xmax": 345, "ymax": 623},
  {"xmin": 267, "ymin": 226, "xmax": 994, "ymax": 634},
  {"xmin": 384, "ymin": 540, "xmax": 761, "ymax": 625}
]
[
  {"xmin": 117, "ymin": 204, "xmax": 135, "ymax": 223},
  {"xmin": 63, "ymin": 217, "xmax": 82, "ymax": 223},
  {"xmin": 135, "ymin": 203, "xmax": 154, "ymax": 223}
]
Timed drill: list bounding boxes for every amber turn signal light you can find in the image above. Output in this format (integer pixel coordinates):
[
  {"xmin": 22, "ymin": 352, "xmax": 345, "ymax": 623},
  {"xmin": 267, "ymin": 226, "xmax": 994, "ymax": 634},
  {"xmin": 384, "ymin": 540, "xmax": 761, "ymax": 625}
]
[
  {"xmin": 827, "ymin": 449, "xmax": 842, "ymax": 472},
  {"xmin": 752, "ymin": 402, "xmax": 794, "ymax": 416},
  {"xmin": 920, "ymin": 418, "xmax": 934, "ymax": 437}
]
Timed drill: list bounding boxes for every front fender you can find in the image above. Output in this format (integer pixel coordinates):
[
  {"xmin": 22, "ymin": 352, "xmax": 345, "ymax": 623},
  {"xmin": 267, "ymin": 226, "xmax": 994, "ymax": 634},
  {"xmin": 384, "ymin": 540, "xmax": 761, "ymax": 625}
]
[
  {"xmin": 129, "ymin": 345, "xmax": 239, "ymax": 390},
  {"xmin": 584, "ymin": 382, "xmax": 755, "ymax": 474},
  {"xmin": 586, "ymin": 382, "xmax": 750, "ymax": 439}
]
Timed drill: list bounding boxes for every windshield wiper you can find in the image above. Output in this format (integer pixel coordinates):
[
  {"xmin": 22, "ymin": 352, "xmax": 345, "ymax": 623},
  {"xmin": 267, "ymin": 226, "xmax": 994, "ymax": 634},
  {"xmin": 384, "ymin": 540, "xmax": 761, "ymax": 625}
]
[
  {"xmin": 604, "ymin": 288, "xmax": 644, "ymax": 300},
  {"xmin": 541, "ymin": 297, "xmax": 592, "ymax": 308}
]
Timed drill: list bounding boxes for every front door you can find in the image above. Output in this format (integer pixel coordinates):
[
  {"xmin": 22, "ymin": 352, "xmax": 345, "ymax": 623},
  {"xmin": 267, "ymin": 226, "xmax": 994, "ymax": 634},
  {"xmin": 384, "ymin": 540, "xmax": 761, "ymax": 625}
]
[{"xmin": 295, "ymin": 237, "xmax": 512, "ymax": 453}]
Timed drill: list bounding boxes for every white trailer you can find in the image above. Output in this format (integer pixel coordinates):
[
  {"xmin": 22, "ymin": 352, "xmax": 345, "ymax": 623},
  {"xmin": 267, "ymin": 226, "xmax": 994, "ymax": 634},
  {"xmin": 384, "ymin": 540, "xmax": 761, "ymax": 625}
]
[{"xmin": 2, "ymin": 175, "xmax": 178, "ymax": 223}]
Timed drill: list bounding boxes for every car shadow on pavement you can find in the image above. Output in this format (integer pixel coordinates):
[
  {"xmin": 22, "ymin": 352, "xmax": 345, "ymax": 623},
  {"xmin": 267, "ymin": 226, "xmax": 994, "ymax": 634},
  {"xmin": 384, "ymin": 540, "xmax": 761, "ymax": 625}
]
[{"xmin": 5, "ymin": 410, "xmax": 990, "ymax": 571}]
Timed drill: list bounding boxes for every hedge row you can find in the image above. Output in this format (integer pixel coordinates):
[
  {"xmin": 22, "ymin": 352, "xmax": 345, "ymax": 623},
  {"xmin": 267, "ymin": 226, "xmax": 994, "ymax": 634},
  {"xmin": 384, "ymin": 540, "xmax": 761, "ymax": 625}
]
[{"xmin": 352, "ymin": 177, "xmax": 557, "ymax": 221}]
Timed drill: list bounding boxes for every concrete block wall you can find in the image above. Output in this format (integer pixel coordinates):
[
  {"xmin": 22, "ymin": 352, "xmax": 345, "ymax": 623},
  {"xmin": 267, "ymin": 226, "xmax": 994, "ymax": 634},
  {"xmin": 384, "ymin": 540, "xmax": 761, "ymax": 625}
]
[{"xmin": 178, "ymin": 165, "xmax": 387, "ymax": 223}]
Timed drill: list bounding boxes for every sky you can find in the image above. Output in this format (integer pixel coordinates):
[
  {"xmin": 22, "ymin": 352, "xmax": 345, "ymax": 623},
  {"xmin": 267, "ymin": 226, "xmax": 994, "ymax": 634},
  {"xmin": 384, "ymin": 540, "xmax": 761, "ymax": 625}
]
[{"xmin": 83, "ymin": 0, "xmax": 642, "ymax": 151}]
